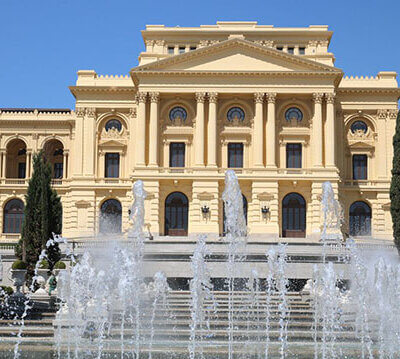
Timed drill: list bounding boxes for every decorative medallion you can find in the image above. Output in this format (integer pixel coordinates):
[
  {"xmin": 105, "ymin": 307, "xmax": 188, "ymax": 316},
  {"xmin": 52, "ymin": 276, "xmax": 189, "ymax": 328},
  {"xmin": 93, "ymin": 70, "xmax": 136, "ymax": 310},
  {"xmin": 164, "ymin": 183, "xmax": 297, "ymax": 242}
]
[
  {"xmin": 105, "ymin": 119, "xmax": 122, "ymax": 132},
  {"xmin": 285, "ymin": 107, "xmax": 303, "ymax": 123},
  {"xmin": 227, "ymin": 107, "xmax": 245, "ymax": 123},
  {"xmin": 351, "ymin": 121, "xmax": 368, "ymax": 134},
  {"xmin": 169, "ymin": 106, "xmax": 187, "ymax": 125}
]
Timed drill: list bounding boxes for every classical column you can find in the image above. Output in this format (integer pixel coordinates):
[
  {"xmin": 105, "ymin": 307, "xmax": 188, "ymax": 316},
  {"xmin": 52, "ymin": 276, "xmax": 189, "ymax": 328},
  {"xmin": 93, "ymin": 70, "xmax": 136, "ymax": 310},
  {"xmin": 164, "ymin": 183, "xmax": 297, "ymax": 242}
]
[
  {"xmin": 148, "ymin": 92, "xmax": 160, "ymax": 167},
  {"xmin": 63, "ymin": 151, "xmax": 67, "ymax": 178},
  {"xmin": 194, "ymin": 92, "xmax": 206, "ymax": 167},
  {"xmin": 266, "ymin": 92, "xmax": 277, "ymax": 167},
  {"xmin": 253, "ymin": 92, "xmax": 264, "ymax": 167},
  {"xmin": 207, "ymin": 92, "xmax": 218, "ymax": 167},
  {"xmin": 1, "ymin": 152, "xmax": 6, "ymax": 178},
  {"xmin": 83, "ymin": 107, "xmax": 96, "ymax": 176},
  {"xmin": 312, "ymin": 93, "xmax": 324, "ymax": 167},
  {"xmin": 325, "ymin": 93, "xmax": 336, "ymax": 167},
  {"xmin": 26, "ymin": 151, "xmax": 31, "ymax": 178},
  {"xmin": 135, "ymin": 92, "xmax": 147, "ymax": 167}
]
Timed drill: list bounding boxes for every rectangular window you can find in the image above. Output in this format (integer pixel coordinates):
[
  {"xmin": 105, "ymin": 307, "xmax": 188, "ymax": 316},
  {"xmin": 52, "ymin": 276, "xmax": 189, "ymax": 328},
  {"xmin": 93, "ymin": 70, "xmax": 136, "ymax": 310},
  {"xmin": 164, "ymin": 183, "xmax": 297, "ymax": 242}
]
[
  {"xmin": 277, "ymin": 46, "xmax": 283, "ymax": 51},
  {"xmin": 288, "ymin": 47, "xmax": 294, "ymax": 54},
  {"xmin": 228, "ymin": 143, "xmax": 244, "ymax": 168},
  {"xmin": 168, "ymin": 46, "xmax": 174, "ymax": 54},
  {"xmin": 105, "ymin": 153, "xmax": 120, "ymax": 178},
  {"xmin": 179, "ymin": 46, "xmax": 185, "ymax": 54},
  {"xmin": 299, "ymin": 47, "xmax": 305, "ymax": 55},
  {"xmin": 353, "ymin": 154, "xmax": 367, "ymax": 180},
  {"xmin": 54, "ymin": 163, "xmax": 63, "ymax": 179},
  {"xmin": 169, "ymin": 142, "xmax": 185, "ymax": 167},
  {"xmin": 190, "ymin": 46, "xmax": 197, "ymax": 51},
  {"xmin": 286, "ymin": 143, "xmax": 302, "ymax": 168},
  {"xmin": 18, "ymin": 162, "xmax": 26, "ymax": 179}
]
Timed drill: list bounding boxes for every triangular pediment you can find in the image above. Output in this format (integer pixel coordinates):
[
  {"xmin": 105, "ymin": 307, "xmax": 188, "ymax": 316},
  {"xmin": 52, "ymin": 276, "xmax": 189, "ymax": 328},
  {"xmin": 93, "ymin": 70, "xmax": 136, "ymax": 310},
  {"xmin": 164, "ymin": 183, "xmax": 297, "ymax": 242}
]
[
  {"xmin": 133, "ymin": 38, "xmax": 341, "ymax": 74},
  {"xmin": 348, "ymin": 141, "xmax": 374, "ymax": 150}
]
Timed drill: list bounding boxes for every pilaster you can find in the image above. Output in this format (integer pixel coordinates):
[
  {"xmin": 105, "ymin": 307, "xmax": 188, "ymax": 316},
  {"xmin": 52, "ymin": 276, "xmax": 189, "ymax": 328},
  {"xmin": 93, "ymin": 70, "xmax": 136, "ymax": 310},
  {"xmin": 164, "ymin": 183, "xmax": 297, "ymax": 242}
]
[
  {"xmin": 312, "ymin": 93, "xmax": 324, "ymax": 167},
  {"xmin": 325, "ymin": 93, "xmax": 336, "ymax": 167},
  {"xmin": 207, "ymin": 92, "xmax": 218, "ymax": 168},
  {"xmin": 266, "ymin": 93, "xmax": 277, "ymax": 167},
  {"xmin": 194, "ymin": 92, "xmax": 206, "ymax": 167},
  {"xmin": 135, "ymin": 92, "xmax": 147, "ymax": 167},
  {"xmin": 148, "ymin": 92, "xmax": 160, "ymax": 167},
  {"xmin": 253, "ymin": 92, "xmax": 264, "ymax": 167}
]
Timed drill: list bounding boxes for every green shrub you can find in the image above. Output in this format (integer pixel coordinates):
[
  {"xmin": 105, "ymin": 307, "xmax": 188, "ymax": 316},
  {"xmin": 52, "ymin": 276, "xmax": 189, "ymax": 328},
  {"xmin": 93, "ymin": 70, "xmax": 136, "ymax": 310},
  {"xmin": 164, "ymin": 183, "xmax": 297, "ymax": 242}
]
[
  {"xmin": 38, "ymin": 259, "xmax": 49, "ymax": 269},
  {"xmin": 54, "ymin": 261, "xmax": 66, "ymax": 269},
  {"xmin": 11, "ymin": 260, "xmax": 27, "ymax": 270},
  {"xmin": 0, "ymin": 286, "xmax": 14, "ymax": 296}
]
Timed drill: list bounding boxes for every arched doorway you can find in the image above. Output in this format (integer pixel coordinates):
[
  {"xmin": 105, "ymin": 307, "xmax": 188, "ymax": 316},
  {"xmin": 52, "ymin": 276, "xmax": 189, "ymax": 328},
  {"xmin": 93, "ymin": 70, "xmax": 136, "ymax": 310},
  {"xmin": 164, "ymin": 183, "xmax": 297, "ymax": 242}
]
[
  {"xmin": 99, "ymin": 199, "xmax": 122, "ymax": 234},
  {"xmin": 6, "ymin": 139, "xmax": 27, "ymax": 178},
  {"xmin": 349, "ymin": 201, "xmax": 371, "ymax": 236},
  {"xmin": 43, "ymin": 139, "xmax": 64, "ymax": 178},
  {"xmin": 222, "ymin": 194, "xmax": 248, "ymax": 235},
  {"xmin": 282, "ymin": 193, "xmax": 306, "ymax": 238},
  {"xmin": 3, "ymin": 199, "xmax": 25, "ymax": 233},
  {"xmin": 165, "ymin": 192, "xmax": 188, "ymax": 236}
]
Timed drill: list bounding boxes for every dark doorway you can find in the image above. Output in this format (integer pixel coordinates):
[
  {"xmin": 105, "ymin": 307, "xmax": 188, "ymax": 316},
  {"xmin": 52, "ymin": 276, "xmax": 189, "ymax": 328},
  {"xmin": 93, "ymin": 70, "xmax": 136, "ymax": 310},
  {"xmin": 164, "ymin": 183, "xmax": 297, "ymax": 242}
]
[
  {"xmin": 165, "ymin": 192, "xmax": 189, "ymax": 236},
  {"xmin": 99, "ymin": 199, "xmax": 122, "ymax": 234},
  {"xmin": 282, "ymin": 193, "xmax": 306, "ymax": 238},
  {"xmin": 349, "ymin": 201, "xmax": 371, "ymax": 236}
]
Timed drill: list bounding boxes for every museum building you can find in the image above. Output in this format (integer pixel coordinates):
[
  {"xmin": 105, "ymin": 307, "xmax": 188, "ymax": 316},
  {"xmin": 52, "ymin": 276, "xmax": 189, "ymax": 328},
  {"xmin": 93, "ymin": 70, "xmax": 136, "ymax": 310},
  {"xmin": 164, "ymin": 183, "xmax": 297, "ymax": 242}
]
[{"xmin": 0, "ymin": 21, "xmax": 399, "ymax": 242}]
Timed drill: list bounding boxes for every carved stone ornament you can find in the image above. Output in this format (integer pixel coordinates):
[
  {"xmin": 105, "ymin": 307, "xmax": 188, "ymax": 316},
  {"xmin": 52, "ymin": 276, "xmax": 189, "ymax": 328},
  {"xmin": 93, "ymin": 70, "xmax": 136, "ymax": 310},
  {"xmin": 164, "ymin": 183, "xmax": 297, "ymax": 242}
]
[
  {"xmin": 195, "ymin": 92, "xmax": 206, "ymax": 103},
  {"xmin": 266, "ymin": 92, "xmax": 277, "ymax": 104},
  {"xmin": 137, "ymin": 92, "xmax": 147, "ymax": 103},
  {"xmin": 149, "ymin": 92, "xmax": 160, "ymax": 103},
  {"xmin": 208, "ymin": 92, "xmax": 218, "ymax": 103},
  {"xmin": 377, "ymin": 109, "xmax": 388, "ymax": 119},
  {"xmin": 254, "ymin": 92, "xmax": 264, "ymax": 104},
  {"xmin": 312, "ymin": 93, "xmax": 324, "ymax": 104},
  {"xmin": 325, "ymin": 93, "xmax": 336, "ymax": 104},
  {"xmin": 155, "ymin": 40, "xmax": 165, "ymax": 46},
  {"xmin": 75, "ymin": 107, "xmax": 85, "ymax": 117},
  {"xmin": 389, "ymin": 109, "xmax": 398, "ymax": 119},
  {"xmin": 128, "ymin": 108, "xmax": 137, "ymax": 119},
  {"xmin": 101, "ymin": 127, "xmax": 125, "ymax": 139},
  {"xmin": 86, "ymin": 107, "xmax": 96, "ymax": 117}
]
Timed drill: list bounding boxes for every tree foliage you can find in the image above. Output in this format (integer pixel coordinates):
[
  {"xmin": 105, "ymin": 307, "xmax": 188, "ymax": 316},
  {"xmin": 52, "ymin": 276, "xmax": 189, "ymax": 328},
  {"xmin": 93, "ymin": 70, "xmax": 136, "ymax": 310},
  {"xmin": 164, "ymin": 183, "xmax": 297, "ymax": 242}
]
[
  {"xmin": 390, "ymin": 110, "xmax": 400, "ymax": 253},
  {"xmin": 15, "ymin": 151, "xmax": 63, "ymax": 279}
]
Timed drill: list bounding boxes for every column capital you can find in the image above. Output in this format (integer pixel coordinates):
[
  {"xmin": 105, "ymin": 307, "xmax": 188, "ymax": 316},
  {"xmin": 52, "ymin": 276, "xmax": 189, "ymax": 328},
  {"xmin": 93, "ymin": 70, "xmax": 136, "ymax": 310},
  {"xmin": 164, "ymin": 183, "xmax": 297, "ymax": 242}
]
[
  {"xmin": 75, "ymin": 107, "xmax": 86, "ymax": 117},
  {"xmin": 149, "ymin": 92, "xmax": 160, "ymax": 103},
  {"xmin": 86, "ymin": 107, "xmax": 96, "ymax": 117},
  {"xmin": 266, "ymin": 92, "xmax": 277, "ymax": 103},
  {"xmin": 195, "ymin": 92, "xmax": 206, "ymax": 103},
  {"xmin": 312, "ymin": 93, "xmax": 324, "ymax": 104},
  {"xmin": 325, "ymin": 92, "xmax": 336, "ymax": 104},
  {"xmin": 136, "ymin": 92, "xmax": 148, "ymax": 103},
  {"xmin": 254, "ymin": 92, "xmax": 264, "ymax": 104},
  {"xmin": 208, "ymin": 92, "xmax": 218, "ymax": 103}
]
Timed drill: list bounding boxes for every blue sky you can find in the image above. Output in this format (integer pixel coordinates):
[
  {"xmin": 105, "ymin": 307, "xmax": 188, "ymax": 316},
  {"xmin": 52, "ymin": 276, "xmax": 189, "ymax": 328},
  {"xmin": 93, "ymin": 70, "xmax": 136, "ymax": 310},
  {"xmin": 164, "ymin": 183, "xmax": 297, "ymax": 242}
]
[{"xmin": 0, "ymin": 0, "xmax": 399, "ymax": 109}]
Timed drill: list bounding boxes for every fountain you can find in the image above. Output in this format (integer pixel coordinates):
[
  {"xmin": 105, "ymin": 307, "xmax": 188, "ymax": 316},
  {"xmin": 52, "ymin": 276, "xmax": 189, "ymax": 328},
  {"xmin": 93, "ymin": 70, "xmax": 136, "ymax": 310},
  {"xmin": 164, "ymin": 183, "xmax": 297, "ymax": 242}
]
[{"xmin": 1, "ymin": 173, "xmax": 400, "ymax": 358}]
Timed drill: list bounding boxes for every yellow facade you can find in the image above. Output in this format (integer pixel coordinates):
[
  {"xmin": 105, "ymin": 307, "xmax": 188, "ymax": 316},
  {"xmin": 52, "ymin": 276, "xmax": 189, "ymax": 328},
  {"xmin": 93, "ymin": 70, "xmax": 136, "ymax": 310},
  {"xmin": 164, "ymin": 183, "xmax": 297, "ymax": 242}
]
[{"xmin": 0, "ymin": 21, "xmax": 399, "ymax": 242}]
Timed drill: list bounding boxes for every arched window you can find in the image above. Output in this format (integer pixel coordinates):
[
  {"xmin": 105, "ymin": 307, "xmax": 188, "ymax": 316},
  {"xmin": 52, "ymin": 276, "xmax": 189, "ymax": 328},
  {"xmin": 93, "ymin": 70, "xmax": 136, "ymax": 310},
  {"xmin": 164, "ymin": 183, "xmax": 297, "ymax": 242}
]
[
  {"xmin": 105, "ymin": 119, "xmax": 122, "ymax": 132},
  {"xmin": 99, "ymin": 199, "xmax": 122, "ymax": 234},
  {"xmin": 349, "ymin": 201, "xmax": 371, "ymax": 236},
  {"xmin": 222, "ymin": 194, "xmax": 248, "ymax": 235},
  {"xmin": 3, "ymin": 199, "xmax": 24, "ymax": 233},
  {"xmin": 6, "ymin": 139, "xmax": 27, "ymax": 179},
  {"xmin": 351, "ymin": 121, "xmax": 368, "ymax": 134},
  {"xmin": 169, "ymin": 107, "xmax": 187, "ymax": 123},
  {"xmin": 43, "ymin": 139, "xmax": 64, "ymax": 179},
  {"xmin": 165, "ymin": 192, "xmax": 188, "ymax": 236},
  {"xmin": 227, "ymin": 107, "xmax": 245, "ymax": 122},
  {"xmin": 285, "ymin": 107, "xmax": 303, "ymax": 123},
  {"xmin": 282, "ymin": 193, "xmax": 306, "ymax": 238}
]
